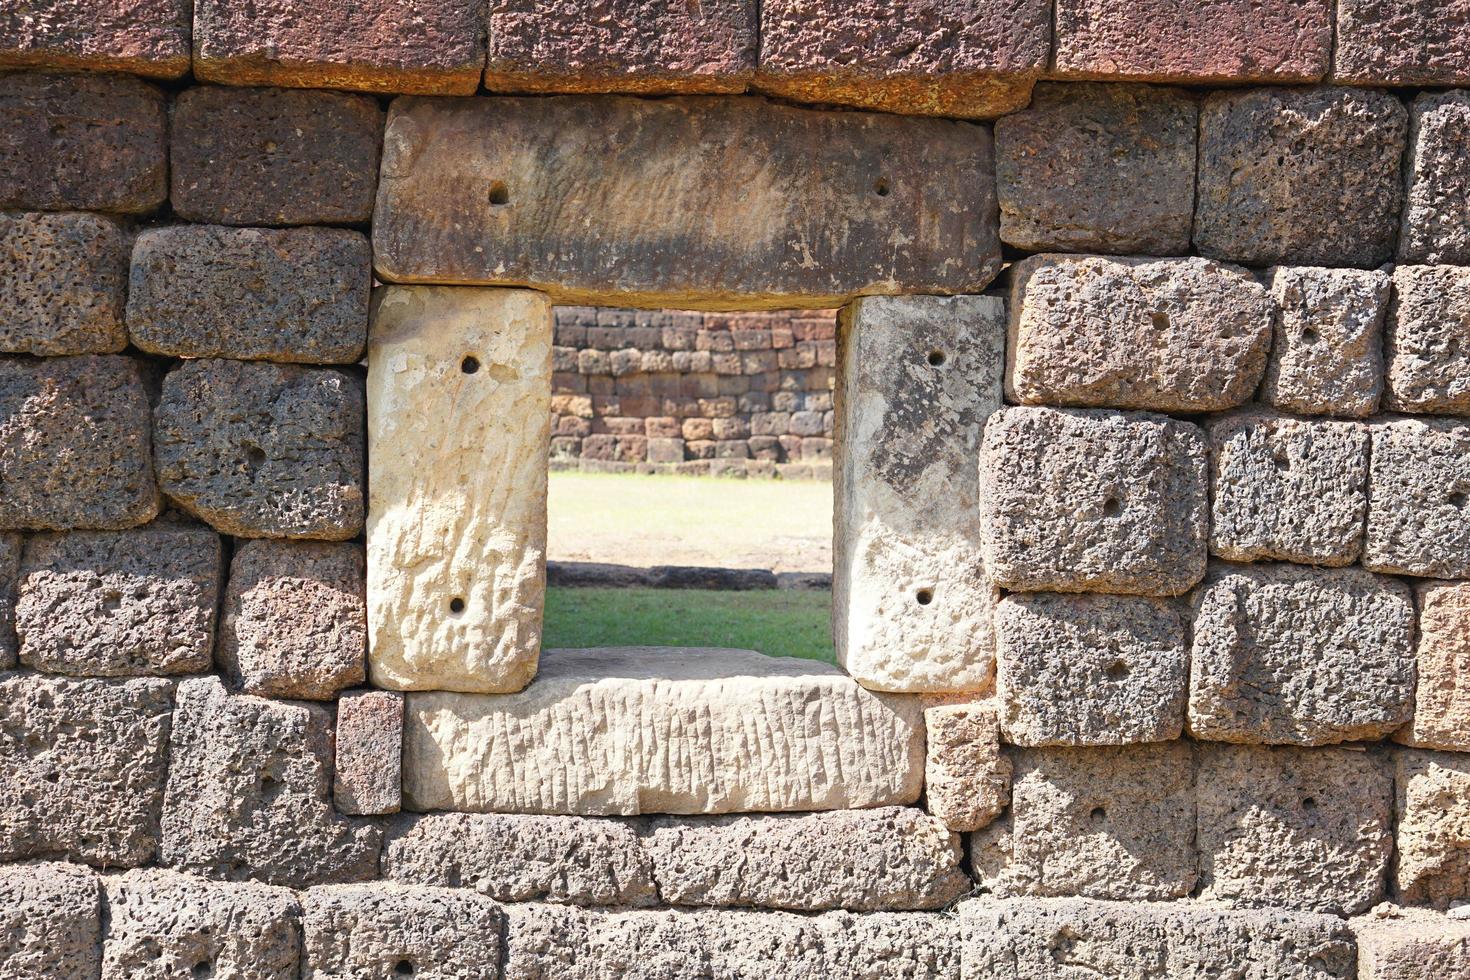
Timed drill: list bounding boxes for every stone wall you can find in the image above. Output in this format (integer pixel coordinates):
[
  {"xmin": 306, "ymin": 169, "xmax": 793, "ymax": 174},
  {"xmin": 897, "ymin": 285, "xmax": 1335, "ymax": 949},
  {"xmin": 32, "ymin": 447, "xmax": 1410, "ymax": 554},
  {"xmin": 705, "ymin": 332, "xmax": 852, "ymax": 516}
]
[{"xmin": 3, "ymin": 2, "xmax": 1470, "ymax": 977}]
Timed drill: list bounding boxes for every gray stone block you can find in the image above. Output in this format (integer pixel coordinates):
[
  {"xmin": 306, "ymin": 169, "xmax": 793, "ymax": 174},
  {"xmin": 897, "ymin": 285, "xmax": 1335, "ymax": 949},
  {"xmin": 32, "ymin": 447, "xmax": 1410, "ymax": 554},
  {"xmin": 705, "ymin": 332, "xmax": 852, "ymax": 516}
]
[
  {"xmin": 1386, "ymin": 265, "xmax": 1470, "ymax": 415},
  {"xmin": 0, "ymin": 533, "xmax": 17, "ymax": 670},
  {"xmin": 0, "ymin": 861, "xmax": 101, "ymax": 980},
  {"xmin": 1354, "ymin": 908, "xmax": 1470, "ymax": 980},
  {"xmin": 301, "ymin": 883, "xmax": 504, "ymax": 980},
  {"xmin": 923, "ymin": 701, "xmax": 1011, "ymax": 833},
  {"xmin": 1365, "ymin": 417, "xmax": 1470, "ymax": 578},
  {"xmin": 1395, "ymin": 749, "xmax": 1470, "ymax": 909},
  {"xmin": 1400, "ymin": 91, "xmax": 1470, "ymax": 264},
  {"xmin": 1261, "ymin": 266, "xmax": 1389, "ymax": 418},
  {"xmin": 334, "ymin": 690, "xmax": 401, "ymax": 816},
  {"xmin": 0, "ymin": 211, "xmax": 128, "ymax": 355}
]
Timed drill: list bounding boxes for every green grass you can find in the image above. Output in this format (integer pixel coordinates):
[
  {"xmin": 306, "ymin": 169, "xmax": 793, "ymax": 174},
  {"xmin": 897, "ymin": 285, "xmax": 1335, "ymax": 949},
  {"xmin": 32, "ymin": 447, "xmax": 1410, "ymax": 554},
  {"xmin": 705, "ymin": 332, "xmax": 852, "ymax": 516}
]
[{"xmin": 543, "ymin": 587, "xmax": 836, "ymax": 663}]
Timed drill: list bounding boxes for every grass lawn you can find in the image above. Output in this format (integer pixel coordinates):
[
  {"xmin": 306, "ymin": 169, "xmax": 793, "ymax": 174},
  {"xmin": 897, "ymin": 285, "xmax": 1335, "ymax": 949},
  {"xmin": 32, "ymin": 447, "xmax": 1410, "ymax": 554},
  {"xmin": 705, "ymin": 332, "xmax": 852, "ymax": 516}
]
[{"xmin": 543, "ymin": 587, "xmax": 836, "ymax": 663}]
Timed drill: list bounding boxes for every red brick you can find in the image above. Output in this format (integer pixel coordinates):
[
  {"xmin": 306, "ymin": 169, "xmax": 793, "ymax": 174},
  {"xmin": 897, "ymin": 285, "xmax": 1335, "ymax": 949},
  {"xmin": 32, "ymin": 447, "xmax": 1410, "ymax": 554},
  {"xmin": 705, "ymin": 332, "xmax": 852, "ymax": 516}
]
[
  {"xmin": 0, "ymin": 0, "xmax": 190, "ymax": 78},
  {"xmin": 1335, "ymin": 0, "xmax": 1470, "ymax": 86}
]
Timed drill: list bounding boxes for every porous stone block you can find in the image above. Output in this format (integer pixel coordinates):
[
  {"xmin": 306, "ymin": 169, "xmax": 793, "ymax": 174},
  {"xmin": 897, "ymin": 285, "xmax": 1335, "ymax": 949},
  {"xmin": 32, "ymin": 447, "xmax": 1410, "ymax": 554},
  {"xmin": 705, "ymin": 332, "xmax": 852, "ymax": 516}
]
[
  {"xmin": 0, "ymin": 354, "xmax": 159, "ymax": 531},
  {"xmin": 1197, "ymin": 744, "xmax": 1392, "ymax": 915},
  {"xmin": 1053, "ymin": 0, "xmax": 1332, "ymax": 82},
  {"xmin": 1208, "ymin": 412, "xmax": 1370, "ymax": 566},
  {"xmin": 923, "ymin": 701, "xmax": 1010, "ymax": 833},
  {"xmin": 301, "ymin": 883, "xmax": 505, "ymax": 979},
  {"xmin": 101, "ymin": 869, "xmax": 301, "ymax": 980},
  {"xmin": 334, "ymin": 690, "xmax": 401, "ymax": 816},
  {"xmin": 644, "ymin": 807, "xmax": 967, "ymax": 911},
  {"xmin": 0, "ymin": 0, "xmax": 189, "ymax": 77},
  {"xmin": 0, "ymin": 534, "xmax": 18, "ymax": 669},
  {"xmin": 962, "ymin": 897, "xmax": 1356, "ymax": 979},
  {"xmin": 403, "ymin": 647, "xmax": 925, "ymax": 815},
  {"xmin": 218, "ymin": 540, "xmax": 365, "ymax": 699},
  {"xmin": 1006, "ymin": 255, "xmax": 1272, "ymax": 412},
  {"xmin": 1398, "ymin": 580, "xmax": 1470, "ymax": 752},
  {"xmin": 1261, "ymin": 266, "xmax": 1389, "ymax": 417},
  {"xmin": 0, "ymin": 862, "xmax": 101, "ymax": 979},
  {"xmin": 1395, "ymin": 749, "xmax": 1470, "ymax": 908},
  {"xmin": 0, "ymin": 71, "xmax": 166, "ymax": 213},
  {"xmin": 834, "ymin": 295, "xmax": 1003, "ymax": 694},
  {"xmin": 16, "ymin": 521, "xmax": 221, "ymax": 677},
  {"xmin": 0, "ymin": 674, "xmax": 172, "ymax": 866},
  {"xmin": 1195, "ymin": 87, "xmax": 1406, "ymax": 267},
  {"xmin": 153, "ymin": 359, "xmax": 365, "ymax": 540},
  {"xmin": 1386, "ymin": 265, "xmax": 1470, "ymax": 415},
  {"xmin": 996, "ymin": 83, "xmax": 1197, "ymax": 254},
  {"xmin": 127, "ymin": 225, "xmax": 370, "ymax": 364},
  {"xmin": 1364, "ymin": 417, "xmax": 1470, "ymax": 578},
  {"xmin": 995, "ymin": 593, "xmax": 1186, "ymax": 747},
  {"xmin": 1355, "ymin": 908, "xmax": 1470, "ymax": 980},
  {"xmin": 755, "ymin": 0, "xmax": 1049, "ymax": 118},
  {"xmin": 373, "ymin": 96, "xmax": 1002, "ymax": 309},
  {"xmin": 160, "ymin": 677, "xmax": 381, "ymax": 887},
  {"xmin": 171, "ymin": 86, "xmax": 383, "ymax": 227},
  {"xmin": 195, "ymin": 0, "xmax": 485, "ymax": 95},
  {"xmin": 1400, "ymin": 92, "xmax": 1470, "ymax": 264},
  {"xmin": 384, "ymin": 812, "xmax": 657, "ymax": 906},
  {"xmin": 0, "ymin": 211, "xmax": 127, "ymax": 355},
  {"xmin": 1335, "ymin": 0, "xmax": 1470, "ymax": 86},
  {"xmin": 979, "ymin": 406, "xmax": 1208, "ymax": 596},
  {"xmin": 367, "ymin": 287, "xmax": 550, "ymax": 693},
  {"xmin": 973, "ymin": 742, "xmax": 1196, "ymax": 901},
  {"xmin": 488, "ymin": 0, "xmax": 755, "ymax": 95}
]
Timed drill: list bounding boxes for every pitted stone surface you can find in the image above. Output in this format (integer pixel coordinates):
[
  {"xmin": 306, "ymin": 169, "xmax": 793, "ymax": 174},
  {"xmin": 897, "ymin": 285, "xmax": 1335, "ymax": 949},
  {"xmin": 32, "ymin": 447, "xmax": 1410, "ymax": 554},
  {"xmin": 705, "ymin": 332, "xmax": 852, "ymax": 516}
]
[
  {"xmin": 1006, "ymin": 255, "xmax": 1272, "ymax": 412},
  {"xmin": 171, "ymin": 86, "xmax": 383, "ymax": 227},
  {"xmin": 0, "ymin": 211, "xmax": 128, "ymax": 355},
  {"xmin": 219, "ymin": 540, "xmax": 365, "ymax": 700},
  {"xmin": 834, "ymin": 295, "xmax": 1003, "ymax": 693},
  {"xmin": 1398, "ymin": 580, "xmax": 1470, "ymax": 752},
  {"xmin": 1195, "ymin": 87, "xmax": 1406, "ymax": 268},
  {"xmin": 384, "ymin": 813, "xmax": 657, "ymax": 907},
  {"xmin": 16, "ymin": 521, "xmax": 221, "ymax": 677},
  {"xmin": 1262, "ymin": 266, "xmax": 1389, "ymax": 417},
  {"xmin": 0, "ymin": 71, "xmax": 166, "ymax": 213},
  {"xmin": 373, "ymin": 96, "xmax": 1002, "ymax": 309},
  {"xmin": 995, "ymin": 593, "xmax": 1186, "ymax": 747},
  {"xmin": 0, "ymin": 354, "xmax": 159, "ymax": 531},
  {"xmin": 0, "ymin": 862, "xmax": 101, "ymax": 979},
  {"xmin": 368, "ymin": 287, "xmax": 550, "ymax": 693},
  {"xmin": 996, "ymin": 83, "xmax": 1197, "ymax": 254},
  {"xmin": 0, "ymin": 0, "xmax": 189, "ymax": 77},
  {"xmin": 1197, "ymin": 744, "xmax": 1393, "ymax": 915},
  {"xmin": 127, "ymin": 226, "xmax": 371, "ymax": 364},
  {"xmin": 1207, "ymin": 412, "xmax": 1370, "ymax": 566},
  {"xmin": 979, "ymin": 406, "xmax": 1208, "ymax": 596},
  {"xmin": 1355, "ymin": 908, "xmax": 1470, "ymax": 980},
  {"xmin": 334, "ymin": 690, "xmax": 402, "ymax": 816},
  {"xmin": 160, "ymin": 677, "xmax": 381, "ymax": 887},
  {"xmin": 1365, "ymin": 417, "xmax": 1470, "ymax": 578},
  {"xmin": 153, "ymin": 359, "xmax": 365, "ymax": 541},
  {"xmin": 301, "ymin": 883, "xmax": 504, "ymax": 980},
  {"xmin": 923, "ymin": 701, "xmax": 1010, "ymax": 833},
  {"xmin": 402, "ymin": 647, "xmax": 925, "ymax": 815},
  {"xmin": 101, "ymin": 869, "xmax": 301, "ymax": 980},
  {"xmin": 1395, "ymin": 749, "xmax": 1470, "ymax": 908},
  {"xmin": 1386, "ymin": 265, "xmax": 1470, "ymax": 415},
  {"xmin": 0, "ymin": 674, "xmax": 171, "ymax": 867},
  {"xmin": 0, "ymin": 534, "xmax": 18, "ymax": 670},
  {"xmin": 1400, "ymin": 92, "xmax": 1470, "ymax": 264},
  {"xmin": 1335, "ymin": 0, "xmax": 1470, "ymax": 86},
  {"xmin": 973, "ymin": 742, "xmax": 1197, "ymax": 901}
]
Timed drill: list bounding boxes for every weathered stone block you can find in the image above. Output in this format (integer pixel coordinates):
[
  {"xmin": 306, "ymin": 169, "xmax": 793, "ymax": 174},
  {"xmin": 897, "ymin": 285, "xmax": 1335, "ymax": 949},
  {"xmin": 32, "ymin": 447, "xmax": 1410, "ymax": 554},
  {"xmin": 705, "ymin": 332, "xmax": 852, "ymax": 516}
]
[
  {"xmin": 755, "ymin": 0, "xmax": 1048, "ymax": 118},
  {"xmin": 1335, "ymin": 0, "xmax": 1470, "ymax": 86},
  {"xmin": 0, "ymin": 211, "xmax": 127, "ymax": 355},
  {"xmin": 1395, "ymin": 749, "xmax": 1470, "ymax": 908},
  {"xmin": 219, "ymin": 540, "xmax": 365, "ymax": 699},
  {"xmin": 979, "ymin": 407, "xmax": 1208, "ymax": 596},
  {"xmin": 171, "ymin": 86, "xmax": 383, "ymax": 227},
  {"xmin": 0, "ymin": 354, "xmax": 159, "ymax": 531},
  {"xmin": 0, "ymin": 674, "xmax": 171, "ymax": 867},
  {"xmin": 101, "ymin": 869, "xmax": 301, "ymax": 980},
  {"xmin": 384, "ymin": 812, "xmax": 657, "ymax": 906},
  {"xmin": 373, "ymin": 96, "xmax": 1002, "ymax": 309},
  {"xmin": 0, "ymin": 534, "xmax": 18, "ymax": 670},
  {"xmin": 1398, "ymin": 580, "xmax": 1470, "ymax": 752},
  {"xmin": 1400, "ymin": 92, "xmax": 1470, "ymax": 264},
  {"xmin": 0, "ymin": 71, "xmax": 166, "ymax": 213},
  {"xmin": 367, "ymin": 287, "xmax": 550, "ymax": 693},
  {"xmin": 1007, "ymin": 255, "xmax": 1272, "ymax": 412},
  {"xmin": 1364, "ymin": 417, "xmax": 1470, "ymax": 578},
  {"xmin": 127, "ymin": 225, "xmax": 370, "ymax": 364},
  {"xmin": 1355, "ymin": 908, "xmax": 1470, "ymax": 980},
  {"xmin": 834, "ymin": 295, "xmax": 1002, "ymax": 694},
  {"xmin": 160, "ymin": 677, "xmax": 381, "ymax": 887},
  {"xmin": 488, "ymin": 0, "xmax": 755, "ymax": 95},
  {"xmin": 335, "ymin": 690, "xmax": 401, "ymax": 816},
  {"xmin": 0, "ymin": 862, "xmax": 101, "ymax": 979},
  {"xmin": 1261, "ymin": 266, "xmax": 1389, "ymax": 418},
  {"xmin": 403, "ymin": 647, "xmax": 925, "ymax": 815},
  {"xmin": 1197, "ymin": 744, "xmax": 1392, "ymax": 915},
  {"xmin": 1195, "ymin": 87, "xmax": 1406, "ymax": 267},
  {"xmin": 153, "ymin": 359, "xmax": 365, "ymax": 540},
  {"xmin": 973, "ymin": 742, "xmax": 1196, "ymax": 901},
  {"xmin": 996, "ymin": 83, "xmax": 1197, "ymax": 254},
  {"xmin": 1053, "ymin": 0, "xmax": 1332, "ymax": 82},
  {"xmin": 302, "ymin": 883, "xmax": 504, "ymax": 979},
  {"xmin": 16, "ymin": 521, "xmax": 220, "ymax": 677},
  {"xmin": 195, "ymin": 0, "xmax": 485, "ymax": 95},
  {"xmin": 0, "ymin": 0, "xmax": 189, "ymax": 77},
  {"xmin": 923, "ymin": 701, "xmax": 1010, "ymax": 833},
  {"xmin": 1208, "ymin": 412, "xmax": 1370, "ymax": 565},
  {"xmin": 1386, "ymin": 265, "xmax": 1470, "ymax": 415},
  {"xmin": 995, "ymin": 593, "xmax": 1186, "ymax": 747}
]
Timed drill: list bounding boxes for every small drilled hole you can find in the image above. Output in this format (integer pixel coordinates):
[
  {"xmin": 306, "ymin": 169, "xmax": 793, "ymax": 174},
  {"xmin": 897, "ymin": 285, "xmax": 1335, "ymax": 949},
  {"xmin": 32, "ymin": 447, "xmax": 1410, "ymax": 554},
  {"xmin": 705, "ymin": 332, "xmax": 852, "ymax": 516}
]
[
  {"xmin": 1150, "ymin": 311, "xmax": 1170, "ymax": 331},
  {"xmin": 192, "ymin": 963, "xmax": 213, "ymax": 979},
  {"xmin": 394, "ymin": 962, "xmax": 415, "ymax": 977},
  {"xmin": 1104, "ymin": 661, "xmax": 1129, "ymax": 681},
  {"xmin": 245, "ymin": 446, "xmax": 267, "ymax": 468},
  {"xmin": 874, "ymin": 178, "xmax": 891, "ymax": 197},
  {"xmin": 1302, "ymin": 797, "xmax": 1317, "ymax": 811},
  {"xmin": 1301, "ymin": 327, "xmax": 1319, "ymax": 344},
  {"xmin": 1089, "ymin": 806, "xmax": 1107, "ymax": 824},
  {"xmin": 915, "ymin": 588, "xmax": 934, "ymax": 606},
  {"xmin": 1450, "ymin": 491, "xmax": 1468, "ymax": 509},
  {"xmin": 1273, "ymin": 450, "xmax": 1291, "ymax": 472},
  {"xmin": 927, "ymin": 349, "xmax": 946, "ymax": 367},
  {"xmin": 1101, "ymin": 497, "xmax": 1121, "ymax": 517},
  {"xmin": 488, "ymin": 181, "xmax": 510, "ymax": 206},
  {"xmin": 449, "ymin": 597, "xmax": 466, "ymax": 615},
  {"xmin": 461, "ymin": 355, "xmax": 480, "ymax": 374}
]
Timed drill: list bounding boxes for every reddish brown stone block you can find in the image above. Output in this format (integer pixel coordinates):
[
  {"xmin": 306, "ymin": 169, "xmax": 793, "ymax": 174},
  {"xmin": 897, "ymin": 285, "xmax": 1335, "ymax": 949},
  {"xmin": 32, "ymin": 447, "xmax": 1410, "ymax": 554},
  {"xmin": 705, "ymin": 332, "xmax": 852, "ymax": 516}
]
[
  {"xmin": 335, "ymin": 691, "xmax": 403, "ymax": 816},
  {"xmin": 1335, "ymin": 0, "xmax": 1470, "ymax": 86},
  {"xmin": 0, "ymin": 0, "xmax": 190, "ymax": 78}
]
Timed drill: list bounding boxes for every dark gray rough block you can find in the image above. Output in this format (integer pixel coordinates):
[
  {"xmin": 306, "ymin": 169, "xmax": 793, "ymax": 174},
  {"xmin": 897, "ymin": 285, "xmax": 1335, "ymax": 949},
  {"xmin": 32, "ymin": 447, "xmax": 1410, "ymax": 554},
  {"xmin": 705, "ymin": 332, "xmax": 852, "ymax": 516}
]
[
  {"xmin": 301, "ymin": 883, "xmax": 505, "ymax": 980},
  {"xmin": 1400, "ymin": 92, "xmax": 1470, "ymax": 264},
  {"xmin": 0, "ymin": 211, "xmax": 128, "ymax": 355},
  {"xmin": 1386, "ymin": 265, "xmax": 1470, "ymax": 415},
  {"xmin": 0, "ymin": 861, "xmax": 102, "ymax": 980},
  {"xmin": 1365, "ymin": 417, "xmax": 1470, "ymax": 578},
  {"xmin": 1261, "ymin": 266, "xmax": 1388, "ymax": 418},
  {"xmin": 0, "ymin": 533, "xmax": 17, "ymax": 670}
]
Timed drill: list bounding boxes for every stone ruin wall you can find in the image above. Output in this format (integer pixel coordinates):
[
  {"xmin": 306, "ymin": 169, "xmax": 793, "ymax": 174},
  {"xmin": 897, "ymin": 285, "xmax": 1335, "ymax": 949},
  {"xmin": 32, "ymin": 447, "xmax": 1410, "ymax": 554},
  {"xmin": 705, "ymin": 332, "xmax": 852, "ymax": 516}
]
[{"xmin": 5, "ymin": 1, "xmax": 1470, "ymax": 977}]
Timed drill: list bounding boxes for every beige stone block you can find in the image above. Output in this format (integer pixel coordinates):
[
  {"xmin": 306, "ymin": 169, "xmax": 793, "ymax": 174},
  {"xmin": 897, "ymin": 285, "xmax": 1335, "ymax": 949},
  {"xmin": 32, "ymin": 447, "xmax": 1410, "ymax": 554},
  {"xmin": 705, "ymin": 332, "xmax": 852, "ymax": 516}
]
[
  {"xmin": 1354, "ymin": 907, "xmax": 1470, "ymax": 980},
  {"xmin": 1398, "ymin": 580, "xmax": 1470, "ymax": 752},
  {"xmin": 402, "ymin": 647, "xmax": 925, "ymax": 815},
  {"xmin": 367, "ymin": 286, "xmax": 552, "ymax": 693},
  {"xmin": 1395, "ymin": 749, "xmax": 1470, "ymax": 908},
  {"xmin": 923, "ymin": 701, "xmax": 1011, "ymax": 833}
]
